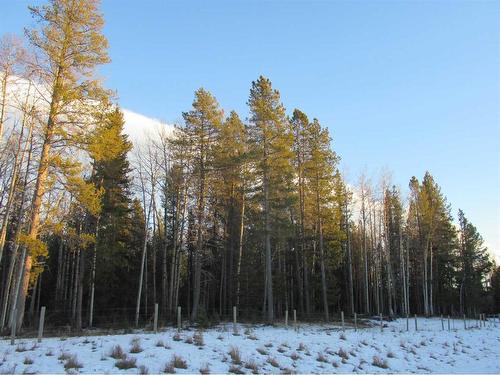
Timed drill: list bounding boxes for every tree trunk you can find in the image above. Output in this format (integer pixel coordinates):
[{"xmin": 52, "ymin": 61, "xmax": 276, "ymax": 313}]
[{"xmin": 236, "ymin": 190, "xmax": 245, "ymax": 307}]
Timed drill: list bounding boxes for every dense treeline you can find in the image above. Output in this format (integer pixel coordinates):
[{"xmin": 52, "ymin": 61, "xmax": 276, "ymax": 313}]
[{"xmin": 0, "ymin": 0, "xmax": 498, "ymax": 332}]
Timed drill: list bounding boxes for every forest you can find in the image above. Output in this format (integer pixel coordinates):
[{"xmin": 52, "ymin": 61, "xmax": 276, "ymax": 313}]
[{"xmin": 0, "ymin": 0, "xmax": 498, "ymax": 335}]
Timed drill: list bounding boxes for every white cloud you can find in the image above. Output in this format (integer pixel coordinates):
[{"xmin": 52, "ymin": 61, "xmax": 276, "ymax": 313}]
[{"xmin": 122, "ymin": 108, "xmax": 174, "ymax": 146}]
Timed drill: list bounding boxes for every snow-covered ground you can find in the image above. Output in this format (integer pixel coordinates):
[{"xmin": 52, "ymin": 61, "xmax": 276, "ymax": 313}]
[{"xmin": 1, "ymin": 317, "xmax": 499, "ymax": 374}]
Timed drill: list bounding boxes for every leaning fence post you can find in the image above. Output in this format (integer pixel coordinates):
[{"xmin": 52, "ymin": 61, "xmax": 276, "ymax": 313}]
[
  {"xmin": 463, "ymin": 314, "xmax": 466, "ymax": 330},
  {"xmin": 10, "ymin": 308, "xmax": 17, "ymax": 345},
  {"xmin": 354, "ymin": 312, "xmax": 357, "ymax": 332},
  {"xmin": 379, "ymin": 313, "xmax": 383, "ymax": 332},
  {"xmin": 414, "ymin": 314, "xmax": 418, "ymax": 331},
  {"xmin": 293, "ymin": 309, "xmax": 297, "ymax": 332},
  {"xmin": 153, "ymin": 303, "xmax": 158, "ymax": 333},
  {"xmin": 447, "ymin": 315, "xmax": 450, "ymax": 331},
  {"xmin": 177, "ymin": 306, "xmax": 181, "ymax": 332},
  {"xmin": 37, "ymin": 306, "xmax": 46, "ymax": 343},
  {"xmin": 341, "ymin": 311, "xmax": 345, "ymax": 331},
  {"xmin": 441, "ymin": 314, "xmax": 444, "ymax": 331},
  {"xmin": 233, "ymin": 306, "xmax": 237, "ymax": 334},
  {"xmin": 285, "ymin": 310, "xmax": 288, "ymax": 328}
]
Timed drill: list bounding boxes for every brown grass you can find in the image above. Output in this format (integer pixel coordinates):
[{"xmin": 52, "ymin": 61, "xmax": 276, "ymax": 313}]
[
  {"xmin": 316, "ymin": 352, "xmax": 328, "ymax": 363},
  {"xmin": 200, "ymin": 363, "xmax": 210, "ymax": 374},
  {"xmin": 229, "ymin": 346, "xmax": 242, "ymax": 365},
  {"xmin": 110, "ymin": 345, "xmax": 126, "ymax": 359},
  {"xmin": 193, "ymin": 331, "xmax": 205, "ymax": 347},
  {"xmin": 64, "ymin": 355, "xmax": 83, "ymax": 370},
  {"xmin": 372, "ymin": 355, "xmax": 389, "ymax": 369},
  {"xmin": 170, "ymin": 354, "xmax": 188, "ymax": 369},
  {"xmin": 267, "ymin": 357, "xmax": 280, "ymax": 368},
  {"xmin": 115, "ymin": 356, "xmax": 137, "ymax": 370}
]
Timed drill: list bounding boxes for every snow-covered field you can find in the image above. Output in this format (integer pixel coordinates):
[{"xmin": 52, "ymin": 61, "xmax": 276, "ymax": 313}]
[{"xmin": 1, "ymin": 318, "xmax": 499, "ymax": 374}]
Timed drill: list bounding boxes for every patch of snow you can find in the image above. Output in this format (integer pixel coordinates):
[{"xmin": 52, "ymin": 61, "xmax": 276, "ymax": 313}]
[{"xmin": 1, "ymin": 317, "xmax": 499, "ymax": 374}]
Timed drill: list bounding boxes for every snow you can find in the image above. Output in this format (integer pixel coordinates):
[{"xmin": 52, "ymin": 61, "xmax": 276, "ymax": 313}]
[
  {"xmin": 1, "ymin": 317, "xmax": 499, "ymax": 374},
  {"xmin": 1, "ymin": 74, "xmax": 174, "ymax": 150}
]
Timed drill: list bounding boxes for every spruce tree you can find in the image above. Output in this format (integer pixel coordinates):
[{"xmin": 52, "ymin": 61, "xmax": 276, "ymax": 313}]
[
  {"xmin": 89, "ymin": 108, "xmax": 135, "ymax": 313},
  {"xmin": 458, "ymin": 209, "xmax": 492, "ymax": 313}
]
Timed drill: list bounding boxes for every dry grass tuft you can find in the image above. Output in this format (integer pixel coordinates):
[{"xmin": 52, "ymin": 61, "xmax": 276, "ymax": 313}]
[
  {"xmin": 162, "ymin": 362, "xmax": 176, "ymax": 374},
  {"xmin": 229, "ymin": 346, "xmax": 242, "ymax": 365},
  {"xmin": 267, "ymin": 357, "xmax": 280, "ymax": 368},
  {"xmin": 64, "ymin": 355, "xmax": 83, "ymax": 370},
  {"xmin": 23, "ymin": 357, "xmax": 33, "ymax": 365},
  {"xmin": 193, "ymin": 331, "xmax": 205, "ymax": 347},
  {"xmin": 338, "ymin": 347, "xmax": 349, "ymax": 360},
  {"xmin": 244, "ymin": 359, "xmax": 259, "ymax": 373},
  {"xmin": 256, "ymin": 347, "xmax": 268, "ymax": 355},
  {"xmin": 138, "ymin": 364, "xmax": 149, "ymax": 375},
  {"xmin": 228, "ymin": 365, "xmax": 244, "ymax": 374},
  {"xmin": 115, "ymin": 356, "xmax": 137, "ymax": 370},
  {"xmin": 200, "ymin": 363, "xmax": 210, "ymax": 374},
  {"xmin": 130, "ymin": 339, "xmax": 143, "ymax": 353},
  {"xmin": 170, "ymin": 354, "xmax": 188, "ymax": 369},
  {"xmin": 155, "ymin": 339, "xmax": 165, "ymax": 347},
  {"xmin": 58, "ymin": 352, "xmax": 71, "ymax": 361},
  {"xmin": 109, "ymin": 345, "xmax": 126, "ymax": 360},
  {"xmin": 316, "ymin": 352, "xmax": 328, "ymax": 363},
  {"xmin": 372, "ymin": 355, "xmax": 389, "ymax": 369},
  {"xmin": 173, "ymin": 333, "xmax": 182, "ymax": 342},
  {"xmin": 15, "ymin": 344, "xmax": 27, "ymax": 353}
]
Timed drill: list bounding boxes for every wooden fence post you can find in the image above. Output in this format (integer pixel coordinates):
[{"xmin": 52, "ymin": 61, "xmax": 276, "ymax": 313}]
[
  {"xmin": 285, "ymin": 310, "xmax": 288, "ymax": 328},
  {"xmin": 406, "ymin": 314, "xmax": 409, "ymax": 332},
  {"xmin": 463, "ymin": 314, "xmax": 466, "ymax": 330},
  {"xmin": 153, "ymin": 303, "xmax": 158, "ymax": 333},
  {"xmin": 37, "ymin": 306, "xmax": 46, "ymax": 343},
  {"xmin": 293, "ymin": 309, "xmax": 297, "ymax": 332},
  {"xmin": 177, "ymin": 306, "xmax": 181, "ymax": 332},
  {"xmin": 10, "ymin": 308, "xmax": 17, "ymax": 345},
  {"xmin": 354, "ymin": 312, "xmax": 357, "ymax": 332},
  {"xmin": 447, "ymin": 315, "xmax": 450, "ymax": 331},
  {"xmin": 341, "ymin": 311, "xmax": 345, "ymax": 331},
  {"xmin": 380, "ymin": 313, "xmax": 383, "ymax": 332},
  {"xmin": 441, "ymin": 314, "xmax": 444, "ymax": 331},
  {"xmin": 233, "ymin": 306, "xmax": 237, "ymax": 334},
  {"xmin": 414, "ymin": 314, "xmax": 418, "ymax": 331}
]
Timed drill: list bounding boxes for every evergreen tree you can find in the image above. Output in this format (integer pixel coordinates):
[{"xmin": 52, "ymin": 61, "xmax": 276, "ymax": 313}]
[
  {"xmin": 177, "ymin": 88, "xmax": 224, "ymax": 320},
  {"xmin": 458, "ymin": 209, "xmax": 492, "ymax": 314},
  {"xmin": 491, "ymin": 265, "xmax": 500, "ymax": 312},
  {"xmin": 247, "ymin": 76, "xmax": 294, "ymax": 322},
  {"xmin": 89, "ymin": 108, "xmax": 137, "ymax": 314},
  {"xmin": 303, "ymin": 118, "xmax": 339, "ymax": 319},
  {"xmin": 15, "ymin": 0, "xmax": 110, "ymax": 328}
]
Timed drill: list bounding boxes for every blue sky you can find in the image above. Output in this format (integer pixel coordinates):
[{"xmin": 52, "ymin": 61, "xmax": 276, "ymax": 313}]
[{"xmin": 2, "ymin": 0, "xmax": 500, "ymax": 259}]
